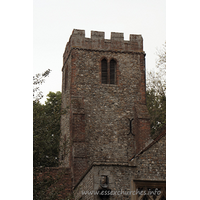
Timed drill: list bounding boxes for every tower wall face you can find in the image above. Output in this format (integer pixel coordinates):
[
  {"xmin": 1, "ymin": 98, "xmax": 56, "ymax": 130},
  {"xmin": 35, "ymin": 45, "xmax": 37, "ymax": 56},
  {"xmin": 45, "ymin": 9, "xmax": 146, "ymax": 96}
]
[{"xmin": 60, "ymin": 29, "xmax": 151, "ymax": 185}]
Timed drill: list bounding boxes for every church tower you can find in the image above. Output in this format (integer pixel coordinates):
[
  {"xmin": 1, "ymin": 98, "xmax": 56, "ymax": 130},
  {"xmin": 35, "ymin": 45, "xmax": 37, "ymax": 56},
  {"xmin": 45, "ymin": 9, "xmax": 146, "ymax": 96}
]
[{"xmin": 59, "ymin": 29, "xmax": 151, "ymax": 190}]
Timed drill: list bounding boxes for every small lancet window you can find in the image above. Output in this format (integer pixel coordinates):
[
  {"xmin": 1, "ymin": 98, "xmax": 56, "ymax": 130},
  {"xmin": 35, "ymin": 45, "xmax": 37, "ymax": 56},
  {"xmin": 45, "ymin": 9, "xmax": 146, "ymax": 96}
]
[
  {"xmin": 101, "ymin": 58, "xmax": 108, "ymax": 84},
  {"xmin": 110, "ymin": 59, "xmax": 116, "ymax": 84}
]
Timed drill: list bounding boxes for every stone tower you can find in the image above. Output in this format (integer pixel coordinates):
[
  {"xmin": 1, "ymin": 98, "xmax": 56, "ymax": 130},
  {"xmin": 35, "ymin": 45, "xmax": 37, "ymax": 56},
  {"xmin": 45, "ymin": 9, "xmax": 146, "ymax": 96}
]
[{"xmin": 60, "ymin": 29, "xmax": 152, "ymax": 192}]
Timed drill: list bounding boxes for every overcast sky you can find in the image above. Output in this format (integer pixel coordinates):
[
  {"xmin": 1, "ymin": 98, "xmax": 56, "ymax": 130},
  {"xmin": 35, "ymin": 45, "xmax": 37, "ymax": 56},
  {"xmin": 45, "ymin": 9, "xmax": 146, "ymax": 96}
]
[{"xmin": 33, "ymin": 0, "xmax": 166, "ymax": 103}]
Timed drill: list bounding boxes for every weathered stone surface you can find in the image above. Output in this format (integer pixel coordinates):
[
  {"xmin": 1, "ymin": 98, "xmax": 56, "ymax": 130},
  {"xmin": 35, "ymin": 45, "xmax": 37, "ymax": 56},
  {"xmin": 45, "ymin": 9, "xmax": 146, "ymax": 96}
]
[
  {"xmin": 58, "ymin": 29, "xmax": 165, "ymax": 199},
  {"xmin": 74, "ymin": 133, "xmax": 166, "ymax": 199}
]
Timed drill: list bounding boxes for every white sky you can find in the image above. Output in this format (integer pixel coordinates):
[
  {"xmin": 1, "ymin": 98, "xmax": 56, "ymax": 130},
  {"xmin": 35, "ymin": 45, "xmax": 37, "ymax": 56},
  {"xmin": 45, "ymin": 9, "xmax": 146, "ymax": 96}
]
[{"xmin": 33, "ymin": 0, "xmax": 166, "ymax": 103}]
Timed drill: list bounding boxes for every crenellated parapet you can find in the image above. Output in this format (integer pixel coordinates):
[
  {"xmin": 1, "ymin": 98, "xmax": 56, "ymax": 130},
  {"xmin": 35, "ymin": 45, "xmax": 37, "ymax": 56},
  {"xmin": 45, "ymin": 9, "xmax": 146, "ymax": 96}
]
[{"xmin": 63, "ymin": 29, "xmax": 144, "ymax": 65}]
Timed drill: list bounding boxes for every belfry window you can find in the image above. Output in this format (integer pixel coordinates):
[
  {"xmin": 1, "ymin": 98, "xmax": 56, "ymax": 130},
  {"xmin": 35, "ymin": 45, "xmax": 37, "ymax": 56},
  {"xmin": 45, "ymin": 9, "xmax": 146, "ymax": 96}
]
[
  {"xmin": 101, "ymin": 59, "xmax": 108, "ymax": 84},
  {"xmin": 101, "ymin": 58, "xmax": 116, "ymax": 84},
  {"xmin": 110, "ymin": 59, "xmax": 116, "ymax": 84}
]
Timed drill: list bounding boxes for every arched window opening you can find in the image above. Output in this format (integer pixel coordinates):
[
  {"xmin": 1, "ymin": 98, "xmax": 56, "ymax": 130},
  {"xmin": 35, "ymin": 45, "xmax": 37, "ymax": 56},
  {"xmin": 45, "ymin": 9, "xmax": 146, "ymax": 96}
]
[
  {"xmin": 110, "ymin": 59, "xmax": 116, "ymax": 84},
  {"xmin": 101, "ymin": 59, "xmax": 108, "ymax": 84}
]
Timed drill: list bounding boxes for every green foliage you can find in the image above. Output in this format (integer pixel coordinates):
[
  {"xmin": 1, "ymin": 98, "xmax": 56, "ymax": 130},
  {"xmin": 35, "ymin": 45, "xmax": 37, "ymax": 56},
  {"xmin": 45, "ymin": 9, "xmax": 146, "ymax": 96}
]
[
  {"xmin": 146, "ymin": 43, "xmax": 166, "ymax": 136},
  {"xmin": 33, "ymin": 91, "xmax": 62, "ymax": 167},
  {"xmin": 33, "ymin": 69, "xmax": 51, "ymax": 102},
  {"xmin": 33, "ymin": 71, "xmax": 71, "ymax": 199},
  {"xmin": 33, "ymin": 91, "xmax": 69, "ymax": 200},
  {"xmin": 146, "ymin": 87, "xmax": 166, "ymax": 135}
]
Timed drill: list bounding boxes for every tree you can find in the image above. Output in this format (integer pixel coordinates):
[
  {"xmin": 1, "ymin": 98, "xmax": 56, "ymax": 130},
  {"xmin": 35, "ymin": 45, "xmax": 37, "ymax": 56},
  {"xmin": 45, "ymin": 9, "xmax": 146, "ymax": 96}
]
[
  {"xmin": 33, "ymin": 69, "xmax": 62, "ymax": 167},
  {"xmin": 146, "ymin": 43, "xmax": 166, "ymax": 136},
  {"xmin": 33, "ymin": 69, "xmax": 51, "ymax": 102},
  {"xmin": 33, "ymin": 91, "xmax": 62, "ymax": 167},
  {"xmin": 33, "ymin": 91, "xmax": 66, "ymax": 200},
  {"xmin": 33, "ymin": 71, "xmax": 73, "ymax": 199},
  {"xmin": 33, "ymin": 91, "xmax": 72, "ymax": 200}
]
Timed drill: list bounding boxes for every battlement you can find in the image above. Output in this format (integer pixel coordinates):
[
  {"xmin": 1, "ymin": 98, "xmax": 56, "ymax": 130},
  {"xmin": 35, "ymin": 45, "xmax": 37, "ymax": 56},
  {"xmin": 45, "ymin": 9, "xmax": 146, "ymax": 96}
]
[{"xmin": 63, "ymin": 29, "xmax": 144, "ymax": 62}]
